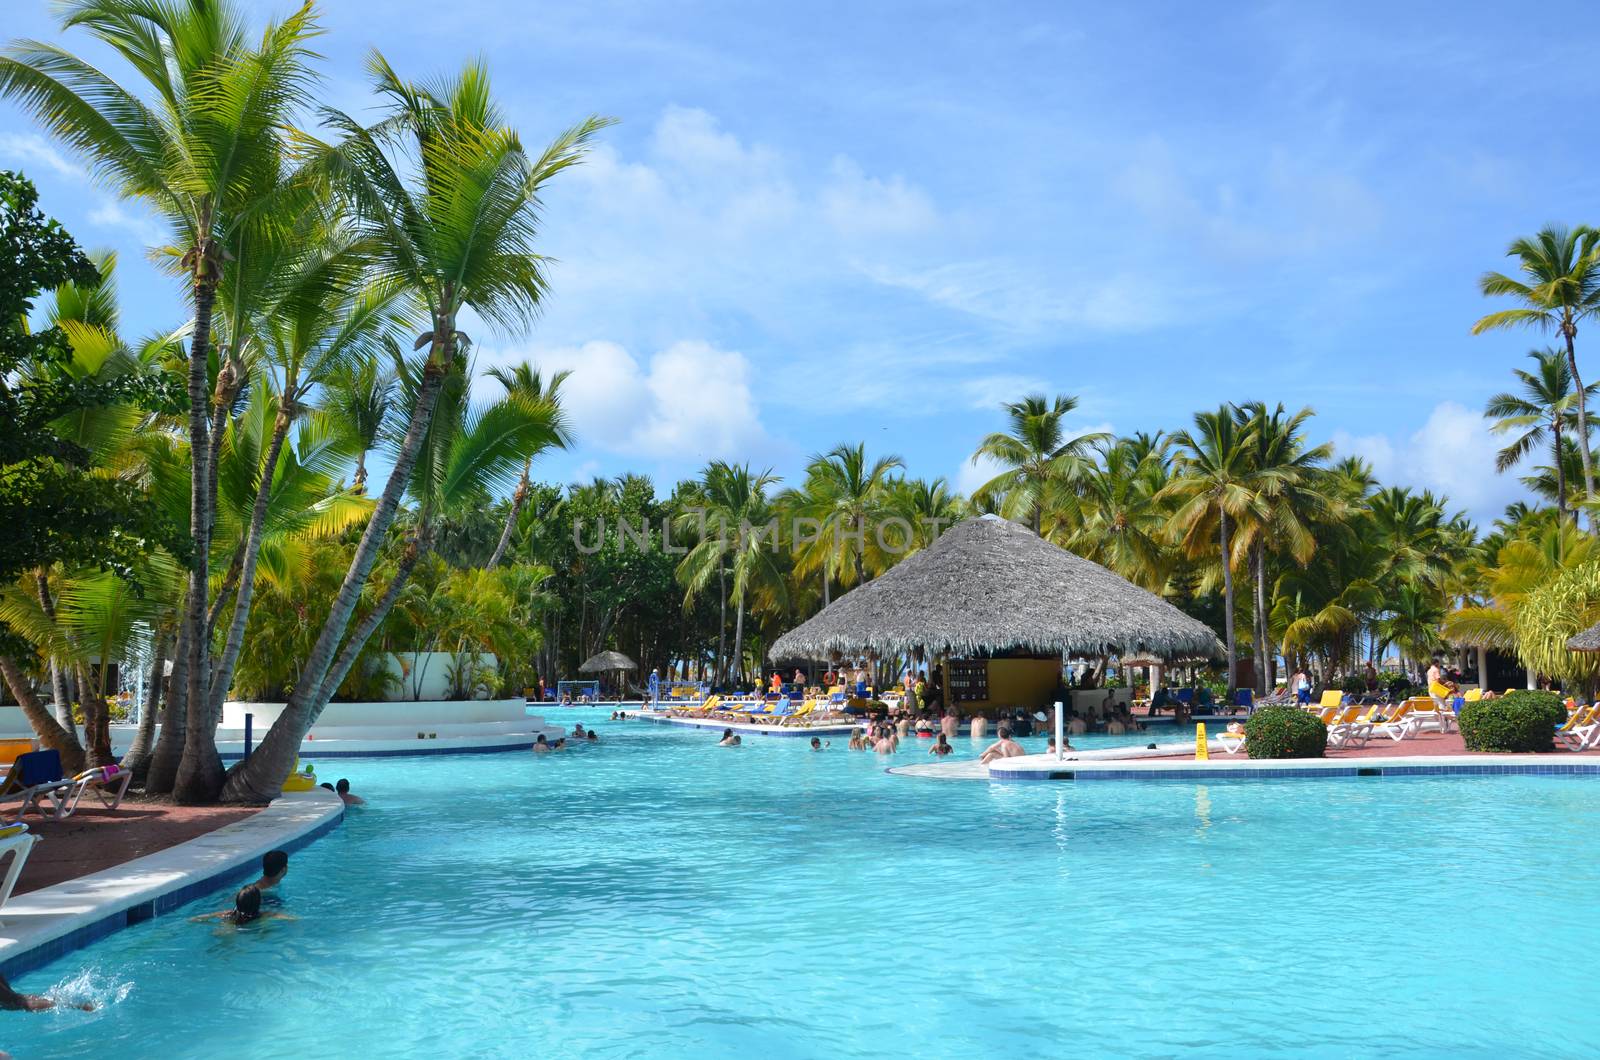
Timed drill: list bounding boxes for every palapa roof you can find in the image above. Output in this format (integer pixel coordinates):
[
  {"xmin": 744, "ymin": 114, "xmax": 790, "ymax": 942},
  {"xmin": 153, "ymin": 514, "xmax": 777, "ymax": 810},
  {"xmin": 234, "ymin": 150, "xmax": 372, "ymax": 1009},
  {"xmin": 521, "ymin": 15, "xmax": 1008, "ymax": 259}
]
[
  {"xmin": 1567, "ymin": 621, "xmax": 1600, "ymax": 652},
  {"xmin": 578, "ymin": 650, "xmax": 638, "ymax": 673},
  {"xmin": 769, "ymin": 516, "xmax": 1224, "ymax": 662}
]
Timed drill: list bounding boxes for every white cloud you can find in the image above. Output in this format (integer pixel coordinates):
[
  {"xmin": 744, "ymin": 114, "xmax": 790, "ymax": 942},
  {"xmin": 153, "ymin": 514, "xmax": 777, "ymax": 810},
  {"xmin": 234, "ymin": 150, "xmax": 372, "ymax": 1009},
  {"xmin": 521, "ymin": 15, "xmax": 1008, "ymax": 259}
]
[
  {"xmin": 861, "ymin": 259, "xmax": 1167, "ymax": 333},
  {"xmin": 820, "ymin": 156, "xmax": 936, "ymax": 237},
  {"xmin": 0, "ymin": 133, "xmax": 81, "ymax": 179},
  {"xmin": 1333, "ymin": 400, "xmax": 1530, "ymax": 526},
  {"xmin": 963, "ymin": 374, "xmax": 1051, "ymax": 410},
  {"xmin": 957, "ymin": 452, "xmax": 1006, "ymax": 497},
  {"xmin": 88, "ymin": 200, "xmax": 165, "ymax": 244},
  {"xmin": 484, "ymin": 338, "xmax": 776, "ymax": 468}
]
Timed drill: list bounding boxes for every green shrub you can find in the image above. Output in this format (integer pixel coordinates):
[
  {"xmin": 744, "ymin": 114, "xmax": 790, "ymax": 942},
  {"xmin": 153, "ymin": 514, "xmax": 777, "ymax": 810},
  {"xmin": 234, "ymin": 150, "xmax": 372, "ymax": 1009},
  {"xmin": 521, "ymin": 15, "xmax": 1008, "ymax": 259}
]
[
  {"xmin": 1243, "ymin": 705, "xmax": 1327, "ymax": 759},
  {"xmin": 1339, "ymin": 674, "xmax": 1369, "ymax": 696},
  {"xmin": 1459, "ymin": 690, "xmax": 1567, "ymax": 753}
]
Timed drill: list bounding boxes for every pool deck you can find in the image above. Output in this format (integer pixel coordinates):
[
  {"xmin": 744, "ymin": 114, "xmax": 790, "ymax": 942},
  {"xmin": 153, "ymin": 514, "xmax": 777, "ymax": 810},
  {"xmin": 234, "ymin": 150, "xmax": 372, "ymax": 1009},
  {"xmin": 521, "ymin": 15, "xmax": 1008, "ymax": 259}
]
[
  {"xmin": 0, "ymin": 788, "xmax": 343, "ymax": 978},
  {"xmin": 634, "ymin": 710, "xmax": 861, "ymax": 738},
  {"xmin": 892, "ymin": 730, "xmax": 1600, "ymax": 782}
]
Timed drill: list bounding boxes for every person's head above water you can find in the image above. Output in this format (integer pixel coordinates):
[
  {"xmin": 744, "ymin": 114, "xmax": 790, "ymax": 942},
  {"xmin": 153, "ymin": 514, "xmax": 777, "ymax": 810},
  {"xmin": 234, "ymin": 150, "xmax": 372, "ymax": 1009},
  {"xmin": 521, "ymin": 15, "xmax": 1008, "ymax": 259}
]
[
  {"xmin": 335, "ymin": 778, "xmax": 351, "ymax": 795},
  {"xmin": 261, "ymin": 849, "xmax": 288, "ymax": 883},
  {"xmin": 810, "ymin": 737, "xmax": 821, "ymax": 748},
  {"xmin": 536, "ymin": 734, "xmax": 548, "ymax": 745},
  {"xmin": 722, "ymin": 728, "xmax": 733, "ymax": 738},
  {"xmin": 232, "ymin": 885, "xmax": 263, "ymax": 923},
  {"xmin": 998, "ymin": 726, "xmax": 1012, "ymax": 739}
]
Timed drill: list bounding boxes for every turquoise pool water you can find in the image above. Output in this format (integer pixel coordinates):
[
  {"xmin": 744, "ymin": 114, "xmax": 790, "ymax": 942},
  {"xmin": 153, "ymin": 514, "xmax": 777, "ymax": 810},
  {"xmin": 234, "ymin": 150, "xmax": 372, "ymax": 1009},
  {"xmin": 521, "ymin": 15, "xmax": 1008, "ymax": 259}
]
[{"xmin": 7, "ymin": 708, "xmax": 1600, "ymax": 1058}]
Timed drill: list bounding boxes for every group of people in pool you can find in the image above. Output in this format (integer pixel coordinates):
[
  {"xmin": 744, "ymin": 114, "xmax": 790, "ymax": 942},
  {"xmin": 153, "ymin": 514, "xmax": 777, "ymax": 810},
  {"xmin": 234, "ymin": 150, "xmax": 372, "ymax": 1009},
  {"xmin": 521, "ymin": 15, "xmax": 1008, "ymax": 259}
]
[
  {"xmin": 533, "ymin": 722, "xmax": 603, "ymax": 753},
  {"xmin": 711, "ymin": 719, "xmax": 1058, "ymax": 761}
]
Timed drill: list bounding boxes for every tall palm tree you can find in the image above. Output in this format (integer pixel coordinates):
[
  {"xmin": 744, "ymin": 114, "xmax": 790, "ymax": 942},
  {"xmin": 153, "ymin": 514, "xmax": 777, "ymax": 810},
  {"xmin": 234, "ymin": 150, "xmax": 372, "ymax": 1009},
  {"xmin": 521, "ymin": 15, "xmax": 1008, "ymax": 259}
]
[
  {"xmin": 792, "ymin": 443, "xmax": 903, "ymax": 590},
  {"xmin": 483, "ymin": 362, "xmax": 571, "ymax": 569},
  {"xmin": 970, "ymin": 394, "xmax": 1108, "ymax": 534},
  {"xmin": 1067, "ymin": 435, "xmax": 1174, "ymax": 592},
  {"xmin": 1230, "ymin": 402, "xmax": 1333, "ymax": 694},
  {"xmin": 3, "ymin": 0, "xmax": 323, "ymax": 802},
  {"xmin": 674, "ymin": 463, "xmax": 782, "ymax": 686},
  {"xmin": 1161, "ymin": 407, "xmax": 1262, "ymax": 690},
  {"xmin": 1484, "ymin": 348, "xmax": 1592, "ymax": 523},
  {"xmin": 1473, "ymin": 225, "xmax": 1600, "ymax": 514},
  {"xmin": 224, "ymin": 56, "xmax": 608, "ymax": 803}
]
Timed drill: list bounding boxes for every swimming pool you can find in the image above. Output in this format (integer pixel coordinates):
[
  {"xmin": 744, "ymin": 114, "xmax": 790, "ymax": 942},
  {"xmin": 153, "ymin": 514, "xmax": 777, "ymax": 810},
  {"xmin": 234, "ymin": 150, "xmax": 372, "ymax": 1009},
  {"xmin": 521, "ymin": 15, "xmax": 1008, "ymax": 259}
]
[{"xmin": 8, "ymin": 708, "xmax": 1599, "ymax": 1058}]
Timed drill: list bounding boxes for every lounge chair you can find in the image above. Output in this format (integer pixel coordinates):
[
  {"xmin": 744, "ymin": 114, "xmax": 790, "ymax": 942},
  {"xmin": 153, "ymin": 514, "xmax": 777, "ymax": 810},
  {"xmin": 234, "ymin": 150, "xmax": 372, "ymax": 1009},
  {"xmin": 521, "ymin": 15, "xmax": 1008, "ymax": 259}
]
[
  {"xmin": 0, "ymin": 750, "xmax": 84, "ymax": 821},
  {"xmin": 1368, "ymin": 703, "xmax": 1417, "ymax": 742},
  {"xmin": 74, "ymin": 764, "xmax": 132, "ymax": 811},
  {"xmin": 1327, "ymin": 706, "xmax": 1372, "ymax": 749},
  {"xmin": 1317, "ymin": 690, "xmax": 1345, "ymax": 712},
  {"xmin": 1215, "ymin": 727, "xmax": 1247, "ymax": 755},
  {"xmin": 1231, "ymin": 689, "xmax": 1253, "ymax": 715},
  {"xmin": 1559, "ymin": 706, "xmax": 1600, "ymax": 751},
  {"xmin": 0, "ymin": 824, "xmax": 37, "ymax": 925}
]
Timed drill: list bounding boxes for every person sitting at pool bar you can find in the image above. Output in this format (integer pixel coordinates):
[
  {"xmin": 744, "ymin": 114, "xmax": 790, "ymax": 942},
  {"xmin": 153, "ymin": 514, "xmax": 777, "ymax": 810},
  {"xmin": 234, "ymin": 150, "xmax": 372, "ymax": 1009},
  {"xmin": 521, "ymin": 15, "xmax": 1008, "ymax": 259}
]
[
  {"xmin": 979, "ymin": 727, "xmax": 1026, "ymax": 764},
  {"xmin": 1149, "ymin": 686, "xmax": 1172, "ymax": 715},
  {"xmin": 929, "ymin": 733, "xmax": 953, "ymax": 756},
  {"xmin": 251, "ymin": 849, "xmax": 289, "ymax": 891},
  {"xmin": 969, "ymin": 713, "xmax": 987, "ymax": 740}
]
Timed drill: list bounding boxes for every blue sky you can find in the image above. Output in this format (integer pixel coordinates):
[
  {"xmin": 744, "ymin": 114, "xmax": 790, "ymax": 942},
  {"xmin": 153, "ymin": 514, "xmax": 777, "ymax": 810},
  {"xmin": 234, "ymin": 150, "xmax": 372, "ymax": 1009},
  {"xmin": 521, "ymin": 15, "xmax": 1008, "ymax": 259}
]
[{"xmin": 6, "ymin": 0, "xmax": 1600, "ymax": 527}]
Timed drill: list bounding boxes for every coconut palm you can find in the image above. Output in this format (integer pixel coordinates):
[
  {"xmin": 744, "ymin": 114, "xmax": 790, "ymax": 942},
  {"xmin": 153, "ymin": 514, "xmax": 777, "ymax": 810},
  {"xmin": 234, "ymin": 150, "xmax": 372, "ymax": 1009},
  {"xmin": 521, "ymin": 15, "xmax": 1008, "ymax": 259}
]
[
  {"xmin": 1229, "ymin": 402, "xmax": 1333, "ymax": 694},
  {"xmin": 1485, "ymin": 348, "xmax": 1592, "ymax": 523},
  {"xmin": 970, "ymin": 393, "xmax": 1107, "ymax": 534},
  {"xmin": 223, "ymin": 56, "xmax": 608, "ymax": 803},
  {"xmin": 1161, "ymin": 407, "xmax": 1263, "ymax": 690},
  {"xmin": 483, "ymin": 362, "xmax": 571, "ymax": 569},
  {"xmin": 2, "ymin": 0, "xmax": 324, "ymax": 801},
  {"xmin": 1473, "ymin": 225, "xmax": 1600, "ymax": 512},
  {"xmin": 1066, "ymin": 435, "xmax": 1174, "ymax": 592},
  {"xmin": 792, "ymin": 443, "xmax": 903, "ymax": 590}
]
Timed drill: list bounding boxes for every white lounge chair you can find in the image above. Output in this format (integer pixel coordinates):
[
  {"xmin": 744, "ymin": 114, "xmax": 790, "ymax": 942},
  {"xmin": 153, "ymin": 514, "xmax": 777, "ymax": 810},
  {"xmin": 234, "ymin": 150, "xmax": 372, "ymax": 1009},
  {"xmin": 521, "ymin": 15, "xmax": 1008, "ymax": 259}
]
[
  {"xmin": 0, "ymin": 825, "xmax": 37, "ymax": 925},
  {"xmin": 1215, "ymin": 729, "xmax": 1247, "ymax": 755},
  {"xmin": 1368, "ymin": 703, "xmax": 1418, "ymax": 742},
  {"xmin": 0, "ymin": 750, "xmax": 84, "ymax": 821}
]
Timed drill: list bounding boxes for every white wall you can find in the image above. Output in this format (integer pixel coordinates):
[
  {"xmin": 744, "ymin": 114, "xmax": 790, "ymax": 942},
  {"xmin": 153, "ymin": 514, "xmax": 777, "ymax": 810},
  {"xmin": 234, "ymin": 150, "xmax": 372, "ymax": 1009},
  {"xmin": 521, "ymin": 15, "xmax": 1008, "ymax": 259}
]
[
  {"xmin": 221, "ymin": 697, "xmax": 531, "ymax": 730},
  {"xmin": 383, "ymin": 652, "xmax": 499, "ymax": 701}
]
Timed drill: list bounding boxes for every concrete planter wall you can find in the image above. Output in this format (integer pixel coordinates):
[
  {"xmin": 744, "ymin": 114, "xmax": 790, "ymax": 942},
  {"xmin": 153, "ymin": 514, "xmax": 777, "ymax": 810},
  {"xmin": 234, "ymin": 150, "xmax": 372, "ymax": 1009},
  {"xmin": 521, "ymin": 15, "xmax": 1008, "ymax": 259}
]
[
  {"xmin": 383, "ymin": 651, "xmax": 499, "ymax": 702},
  {"xmin": 220, "ymin": 697, "xmax": 530, "ymax": 731}
]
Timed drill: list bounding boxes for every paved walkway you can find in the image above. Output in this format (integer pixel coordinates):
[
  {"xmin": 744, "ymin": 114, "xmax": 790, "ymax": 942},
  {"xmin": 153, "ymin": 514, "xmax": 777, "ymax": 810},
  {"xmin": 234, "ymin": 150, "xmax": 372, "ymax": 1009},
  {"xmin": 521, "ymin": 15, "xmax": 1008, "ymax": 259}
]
[{"xmin": 14, "ymin": 800, "xmax": 257, "ymax": 894}]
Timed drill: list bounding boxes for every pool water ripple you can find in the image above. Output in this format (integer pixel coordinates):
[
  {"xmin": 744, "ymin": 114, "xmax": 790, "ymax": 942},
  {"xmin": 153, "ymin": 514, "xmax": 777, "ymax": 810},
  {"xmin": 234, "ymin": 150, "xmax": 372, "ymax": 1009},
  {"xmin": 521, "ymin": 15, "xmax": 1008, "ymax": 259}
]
[{"xmin": 4, "ymin": 709, "xmax": 1599, "ymax": 1058}]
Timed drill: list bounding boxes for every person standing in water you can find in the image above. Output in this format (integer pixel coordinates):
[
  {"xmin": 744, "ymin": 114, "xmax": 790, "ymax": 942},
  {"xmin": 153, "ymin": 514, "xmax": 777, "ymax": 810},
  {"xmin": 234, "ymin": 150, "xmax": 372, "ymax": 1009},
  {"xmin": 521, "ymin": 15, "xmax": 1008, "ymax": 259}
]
[{"xmin": 929, "ymin": 733, "xmax": 953, "ymax": 757}]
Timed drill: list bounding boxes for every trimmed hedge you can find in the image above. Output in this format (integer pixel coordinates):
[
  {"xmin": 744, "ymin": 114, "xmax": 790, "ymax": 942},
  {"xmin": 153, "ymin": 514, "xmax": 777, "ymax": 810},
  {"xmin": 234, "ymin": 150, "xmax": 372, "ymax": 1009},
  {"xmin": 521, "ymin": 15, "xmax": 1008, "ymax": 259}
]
[
  {"xmin": 1459, "ymin": 690, "xmax": 1567, "ymax": 753},
  {"xmin": 1244, "ymin": 705, "xmax": 1327, "ymax": 759}
]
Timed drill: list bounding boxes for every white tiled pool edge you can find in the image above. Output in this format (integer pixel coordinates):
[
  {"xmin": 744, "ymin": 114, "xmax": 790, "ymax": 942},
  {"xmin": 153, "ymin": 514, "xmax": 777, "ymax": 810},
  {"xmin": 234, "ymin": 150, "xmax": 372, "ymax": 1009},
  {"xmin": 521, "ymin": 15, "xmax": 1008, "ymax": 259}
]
[{"xmin": 0, "ymin": 789, "xmax": 344, "ymax": 978}]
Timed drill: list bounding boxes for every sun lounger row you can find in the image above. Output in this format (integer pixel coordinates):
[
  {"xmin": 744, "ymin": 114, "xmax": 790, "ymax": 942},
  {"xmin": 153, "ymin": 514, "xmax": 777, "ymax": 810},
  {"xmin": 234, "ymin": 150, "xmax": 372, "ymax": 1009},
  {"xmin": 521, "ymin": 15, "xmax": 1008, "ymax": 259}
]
[{"xmin": 0, "ymin": 750, "xmax": 132, "ymax": 822}]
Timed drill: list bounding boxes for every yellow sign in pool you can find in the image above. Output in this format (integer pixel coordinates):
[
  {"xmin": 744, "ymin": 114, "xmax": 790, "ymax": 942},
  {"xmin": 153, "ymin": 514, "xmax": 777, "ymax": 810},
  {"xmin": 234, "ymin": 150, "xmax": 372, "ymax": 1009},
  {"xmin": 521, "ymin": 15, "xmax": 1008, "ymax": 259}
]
[{"xmin": 1195, "ymin": 722, "xmax": 1209, "ymax": 760}]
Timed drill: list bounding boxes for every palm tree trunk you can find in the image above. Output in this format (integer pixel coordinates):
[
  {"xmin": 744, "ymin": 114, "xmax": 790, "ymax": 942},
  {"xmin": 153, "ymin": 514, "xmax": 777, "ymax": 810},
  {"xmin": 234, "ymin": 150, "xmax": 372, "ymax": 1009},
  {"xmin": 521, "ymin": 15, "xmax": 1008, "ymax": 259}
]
[
  {"xmin": 486, "ymin": 465, "xmax": 530, "ymax": 569},
  {"xmin": 716, "ymin": 558, "xmax": 727, "ymax": 685},
  {"xmin": 1554, "ymin": 418, "xmax": 1571, "ymax": 524},
  {"xmin": 34, "ymin": 572, "xmax": 78, "ymax": 740},
  {"xmin": 318, "ymin": 538, "xmax": 426, "ymax": 702},
  {"xmin": 145, "ymin": 616, "xmax": 188, "ymax": 795},
  {"xmin": 203, "ymin": 405, "xmax": 294, "ymax": 722},
  {"xmin": 220, "ymin": 324, "xmax": 457, "ymax": 804},
  {"xmin": 0, "ymin": 655, "xmax": 86, "ymax": 775},
  {"xmin": 77, "ymin": 660, "xmax": 112, "ymax": 767},
  {"xmin": 732, "ymin": 594, "xmax": 747, "ymax": 688},
  {"xmin": 177, "ymin": 254, "xmax": 220, "ymax": 803},
  {"xmin": 1251, "ymin": 544, "xmax": 1269, "ymax": 696},
  {"xmin": 1220, "ymin": 511, "xmax": 1237, "ymax": 691},
  {"xmin": 121, "ymin": 634, "xmax": 167, "ymax": 785},
  {"xmin": 1564, "ymin": 329, "xmax": 1596, "ymax": 522}
]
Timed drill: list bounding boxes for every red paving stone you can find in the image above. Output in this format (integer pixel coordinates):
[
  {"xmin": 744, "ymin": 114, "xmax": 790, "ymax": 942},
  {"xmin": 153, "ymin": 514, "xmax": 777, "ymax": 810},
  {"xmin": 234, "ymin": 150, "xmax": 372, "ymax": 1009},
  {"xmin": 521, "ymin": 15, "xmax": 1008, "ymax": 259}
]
[{"xmin": 12, "ymin": 799, "xmax": 257, "ymax": 894}]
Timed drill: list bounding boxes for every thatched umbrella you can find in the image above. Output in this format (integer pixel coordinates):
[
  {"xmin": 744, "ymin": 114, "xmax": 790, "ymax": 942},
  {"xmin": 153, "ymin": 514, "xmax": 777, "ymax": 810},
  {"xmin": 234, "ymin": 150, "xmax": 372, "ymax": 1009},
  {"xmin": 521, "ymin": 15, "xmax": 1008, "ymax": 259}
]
[
  {"xmin": 1567, "ymin": 621, "xmax": 1600, "ymax": 652},
  {"xmin": 770, "ymin": 516, "xmax": 1223, "ymax": 663},
  {"xmin": 578, "ymin": 650, "xmax": 638, "ymax": 673}
]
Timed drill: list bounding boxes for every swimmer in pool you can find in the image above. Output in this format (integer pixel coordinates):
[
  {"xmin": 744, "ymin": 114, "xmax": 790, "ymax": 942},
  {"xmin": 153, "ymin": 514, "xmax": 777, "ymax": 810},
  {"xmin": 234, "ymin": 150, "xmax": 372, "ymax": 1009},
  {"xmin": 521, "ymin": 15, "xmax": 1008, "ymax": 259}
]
[
  {"xmin": 929, "ymin": 733, "xmax": 953, "ymax": 756},
  {"xmin": 810, "ymin": 737, "xmax": 830, "ymax": 750},
  {"xmin": 192, "ymin": 885, "xmax": 297, "ymax": 926},
  {"xmin": 718, "ymin": 729, "xmax": 741, "ymax": 747},
  {"xmin": 0, "ymin": 973, "xmax": 93, "ymax": 1012},
  {"xmin": 533, "ymin": 734, "xmax": 552, "ymax": 753}
]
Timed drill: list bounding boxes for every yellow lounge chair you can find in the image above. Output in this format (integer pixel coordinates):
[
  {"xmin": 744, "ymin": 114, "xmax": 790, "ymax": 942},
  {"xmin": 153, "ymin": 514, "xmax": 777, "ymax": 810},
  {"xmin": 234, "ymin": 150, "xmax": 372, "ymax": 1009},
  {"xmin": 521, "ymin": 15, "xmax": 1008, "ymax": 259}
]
[
  {"xmin": 1369, "ymin": 703, "xmax": 1416, "ymax": 741},
  {"xmin": 1318, "ymin": 690, "xmax": 1345, "ymax": 710},
  {"xmin": 1327, "ymin": 705, "xmax": 1371, "ymax": 749}
]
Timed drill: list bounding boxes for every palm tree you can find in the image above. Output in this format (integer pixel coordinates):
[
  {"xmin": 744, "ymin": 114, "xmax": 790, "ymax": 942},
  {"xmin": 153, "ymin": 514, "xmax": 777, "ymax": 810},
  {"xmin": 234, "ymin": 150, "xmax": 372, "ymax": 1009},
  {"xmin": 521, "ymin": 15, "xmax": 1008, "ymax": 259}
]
[
  {"xmin": 322, "ymin": 353, "xmax": 400, "ymax": 494},
  {"xmin": 1067, "ymin": 435, "xmax": 1174, "ymax": 592},
  {"xmin": 793, "ymin": 443, "xmax": 903, "ymax": 590},
  {"xmin": 483, "ymin": 362, "xmax": 571, "ymax": 568},
  {"xmin": 674, "ymin": 463, "xmax": 782, "ymax": 686},
  {"xmin": 1485, "ymin": 348, "xmax": 1592, "ymax": 522},
  {"xmin": 223, "ymin": 56, "xmax": 608, "ymax": 803},
  {"xmin": 970, "ymin": 394, "xmax": 1107, "ymax": 534},
  {"xmin": 1473, "ymin": 225, "xmax": 1600, "ymax": 513},
  {"xmin": 1161, "ymin": 407, "xmax": 1262, "ymax": 690},
  {"xmin": 3, "ymin": 0, "xmax": 323, "ymax": 802},
  {"xmin": 1230, "ymin": 402, "xmax": 1332, "ymax": 694}
]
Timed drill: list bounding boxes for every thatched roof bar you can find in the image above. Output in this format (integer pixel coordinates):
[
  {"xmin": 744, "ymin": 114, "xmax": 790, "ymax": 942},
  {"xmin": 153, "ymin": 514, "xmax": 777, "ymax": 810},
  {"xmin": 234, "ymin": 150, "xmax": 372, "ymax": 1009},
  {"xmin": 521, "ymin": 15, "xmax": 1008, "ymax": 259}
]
[{"xmin": 770, "ymin": 517, "xmax": 1223, "ymax": 662}]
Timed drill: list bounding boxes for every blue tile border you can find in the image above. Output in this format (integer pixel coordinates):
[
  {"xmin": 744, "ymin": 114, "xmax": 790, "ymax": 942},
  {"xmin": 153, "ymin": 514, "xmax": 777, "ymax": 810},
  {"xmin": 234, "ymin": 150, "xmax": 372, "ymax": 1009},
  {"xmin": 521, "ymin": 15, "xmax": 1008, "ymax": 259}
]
[
  {"xmin": 0, "ymin": 808, "xmax": 343, "ymax": 979},
  {"xmin": 219, "ymin": 740, "xmax": 535, "ymax": 761},
  {"xmin": 986, "ymin": 760, "xmax": 1600, "ymax": 782}
]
